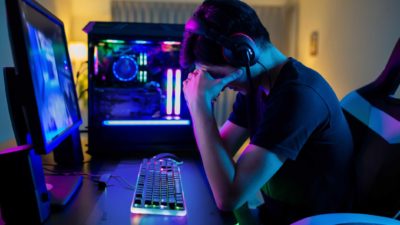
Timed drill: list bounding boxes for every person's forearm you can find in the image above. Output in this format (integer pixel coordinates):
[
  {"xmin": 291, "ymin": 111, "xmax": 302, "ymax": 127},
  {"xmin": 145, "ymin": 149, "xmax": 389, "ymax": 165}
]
[{"xmin": 190, "ymin": 102, "xmax": 236, "ymax": 209}]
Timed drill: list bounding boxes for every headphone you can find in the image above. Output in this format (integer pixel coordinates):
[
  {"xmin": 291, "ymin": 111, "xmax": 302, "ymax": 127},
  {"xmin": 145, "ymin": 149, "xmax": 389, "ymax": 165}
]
[
  {"xmin": 185, "ymin": 16, "xmax": 260, "ymax": 68},
  {"xmin": 185, "ymin": 15, "xmax": 259, "ymax": 135}
]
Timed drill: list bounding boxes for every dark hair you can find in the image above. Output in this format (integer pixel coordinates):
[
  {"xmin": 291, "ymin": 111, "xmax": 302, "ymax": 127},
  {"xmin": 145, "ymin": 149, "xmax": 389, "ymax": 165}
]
[{"xmin": 180, "ymin": 0, "xmax": 270, "ymax": 69}]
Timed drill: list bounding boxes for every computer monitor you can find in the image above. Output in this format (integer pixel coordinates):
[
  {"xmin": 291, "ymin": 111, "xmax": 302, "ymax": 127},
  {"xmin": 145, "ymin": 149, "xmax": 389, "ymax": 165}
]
[
  {"xmin": 6, "ymin": 0, "xmax": 82, "ymax": 154},
  {"xmin": 1, "ymin": 0, "xmax": 84, "ymax": 223}
]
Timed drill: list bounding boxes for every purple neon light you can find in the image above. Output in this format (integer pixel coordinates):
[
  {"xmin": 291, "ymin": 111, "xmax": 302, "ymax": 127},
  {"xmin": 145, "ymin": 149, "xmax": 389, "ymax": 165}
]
[
  {"xmin": 174, "ymin": 69, "xmax": 182, "ymax": 115},
  {"xmin": 102, "ymin": 120, "xmax": 190, "ymax": 126},
  {"xmin": 0, "ymin": 144, "xmax": 33, "ymax": 155},
  {"xmin": 94, "ymin": 46, "xmax": 98, "ymax": 75},
  {"xmin": 166, "ymin": 69, "xmax": 173, "ymax": 115}
]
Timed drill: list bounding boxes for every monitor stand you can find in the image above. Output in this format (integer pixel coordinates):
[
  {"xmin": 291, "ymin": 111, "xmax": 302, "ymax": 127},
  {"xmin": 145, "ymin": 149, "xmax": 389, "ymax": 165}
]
[
  {"xmin": 1, "ymin": 67, "xmax": 84, "ymax": 223},
  {"xmin": 45, "ymin": 175, "xmax": 83, "ymax": 207}
]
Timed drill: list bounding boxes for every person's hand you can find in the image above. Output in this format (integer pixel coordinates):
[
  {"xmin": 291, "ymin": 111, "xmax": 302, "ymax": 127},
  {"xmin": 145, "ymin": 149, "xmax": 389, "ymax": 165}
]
[{"xmin": 182, "ymin": 68, "xmax": 242, "ymax": 113}]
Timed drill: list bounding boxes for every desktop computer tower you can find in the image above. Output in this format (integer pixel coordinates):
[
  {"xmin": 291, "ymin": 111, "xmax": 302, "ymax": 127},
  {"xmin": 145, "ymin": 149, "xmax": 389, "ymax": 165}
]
[{"xmin": 84, "ymin": 22, "xmax": 195, "ymax": 156}]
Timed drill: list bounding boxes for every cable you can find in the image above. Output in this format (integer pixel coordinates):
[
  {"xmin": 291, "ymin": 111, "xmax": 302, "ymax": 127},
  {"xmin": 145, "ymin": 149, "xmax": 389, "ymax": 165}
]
[
  {"xmin": 394, "ymin": 210, "xmax": 400, "ymax": 220},
  {"xmin": 245, "ymin": 52, "xmax": 257, "ymax": 136},
  {"xmin": 245, "ymin": 51, "xmax": 255, "ymax": 92},
  {"xmin": 111, "ymin": 175, "xmax": 135, "ymax": 190},
  {"xmin": 78, "ymin": 88, "xmax": 88, "ymax": 99},
  {"xmin": 42, "ymin": 163, "xmax": 137, "ymax": 191},
  {"xmin": 75, "ymin": 61, "xmax": 88, "ymax": 80}
]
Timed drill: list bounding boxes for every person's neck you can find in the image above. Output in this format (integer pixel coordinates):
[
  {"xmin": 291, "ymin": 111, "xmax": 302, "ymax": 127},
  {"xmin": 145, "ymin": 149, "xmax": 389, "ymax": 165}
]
[{"xmin": 256, "ymin": 44, "xmax": 288, "ymax": 95}]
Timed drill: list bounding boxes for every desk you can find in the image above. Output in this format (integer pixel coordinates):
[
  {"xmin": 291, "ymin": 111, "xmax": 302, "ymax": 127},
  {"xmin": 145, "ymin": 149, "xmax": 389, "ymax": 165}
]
[
  {"xmin": 42, "ymin": 157, "xmax": 237, "ymax": 225},
  {"xmin": 41, "ymin": 159, "xmax": 236, "ymax": 225},
  {"xmin": 0, "ymin": 136, "xmax": 237, "ymax": 225}
]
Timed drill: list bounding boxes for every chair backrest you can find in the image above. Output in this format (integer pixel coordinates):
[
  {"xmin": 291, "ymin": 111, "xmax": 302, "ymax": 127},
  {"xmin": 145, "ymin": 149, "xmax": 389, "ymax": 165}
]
[{"xmin": 340, "ymin": 38, "xmax": 400, "ymax": 217}]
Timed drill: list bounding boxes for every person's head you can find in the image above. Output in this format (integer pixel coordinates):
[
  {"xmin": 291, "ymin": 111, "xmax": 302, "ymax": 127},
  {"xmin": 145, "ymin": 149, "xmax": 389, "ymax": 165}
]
[{"xmin": 180, "ymin": 0, "xmax": 271, "ymax": 71}]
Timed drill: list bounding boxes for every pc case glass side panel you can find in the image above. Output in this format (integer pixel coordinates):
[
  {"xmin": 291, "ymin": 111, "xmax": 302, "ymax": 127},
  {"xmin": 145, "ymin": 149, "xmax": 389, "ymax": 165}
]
[{"xmin": 92, "ymin": 39, "xmax": 190, "ymax": 124}]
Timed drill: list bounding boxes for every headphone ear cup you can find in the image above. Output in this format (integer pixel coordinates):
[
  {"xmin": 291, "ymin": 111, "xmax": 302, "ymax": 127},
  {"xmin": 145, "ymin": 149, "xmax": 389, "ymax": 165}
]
[{"xmin": 223, "ymin": 33, "xmax": 259, "ymax": 67}]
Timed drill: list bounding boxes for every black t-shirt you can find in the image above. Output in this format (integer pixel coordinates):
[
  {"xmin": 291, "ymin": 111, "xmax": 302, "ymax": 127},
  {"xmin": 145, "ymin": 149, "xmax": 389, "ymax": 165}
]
[{"xmin": 229, "ymin": 58, "xmax": 353, "ymax": 222}]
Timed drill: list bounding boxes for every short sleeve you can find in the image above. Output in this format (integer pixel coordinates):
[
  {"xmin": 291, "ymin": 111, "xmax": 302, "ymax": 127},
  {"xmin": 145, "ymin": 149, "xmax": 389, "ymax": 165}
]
[
  {"xmin": 252, "ymin": 84, "xmax": 329, "ymax": 160},
  {"xmin": 228, "ymin": 93, "xmax": 248, "ymax": 128}
]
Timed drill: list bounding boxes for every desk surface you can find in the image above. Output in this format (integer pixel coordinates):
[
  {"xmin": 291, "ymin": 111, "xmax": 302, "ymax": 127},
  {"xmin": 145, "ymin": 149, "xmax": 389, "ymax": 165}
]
[
  {"xmin": 40, "ymin": 157, "xmax": 237, "ymax": 225},
  {"xmin": 0, "ymin": 136, "xmax": 237, "ymax": 225}
]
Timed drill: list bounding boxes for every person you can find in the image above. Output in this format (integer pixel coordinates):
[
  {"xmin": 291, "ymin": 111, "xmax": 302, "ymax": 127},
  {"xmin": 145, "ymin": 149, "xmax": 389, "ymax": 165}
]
[{"xmin": 180, "ymin": 0, "xmax": 354, "ymax": 224}]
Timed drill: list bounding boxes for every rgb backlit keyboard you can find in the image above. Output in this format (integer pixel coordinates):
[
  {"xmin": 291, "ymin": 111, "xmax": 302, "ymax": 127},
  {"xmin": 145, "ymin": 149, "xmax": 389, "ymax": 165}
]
[{"xmin": 130, "ymin": 158, "xmax": 186, "ymax": 216}]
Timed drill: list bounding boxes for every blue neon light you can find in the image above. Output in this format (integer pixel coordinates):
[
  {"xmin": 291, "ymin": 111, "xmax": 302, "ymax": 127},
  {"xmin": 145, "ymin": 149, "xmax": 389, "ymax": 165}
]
[
  {"xmin": 134, "ymin": 40, "xmax": 151, "ymax": 44},
  {"xmin": 103, "ymin": 120, "xmax": 191, "ymax": 126},
  {"xmin": 113, "ymin": 56, "xmax": 138, "ymax": 82}
]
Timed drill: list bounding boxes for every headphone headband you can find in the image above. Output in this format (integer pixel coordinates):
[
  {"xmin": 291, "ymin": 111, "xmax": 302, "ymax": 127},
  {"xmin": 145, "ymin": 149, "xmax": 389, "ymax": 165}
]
[{"xmin": 185, "ymin": 16, "xmax": 259, "ymax": 67}]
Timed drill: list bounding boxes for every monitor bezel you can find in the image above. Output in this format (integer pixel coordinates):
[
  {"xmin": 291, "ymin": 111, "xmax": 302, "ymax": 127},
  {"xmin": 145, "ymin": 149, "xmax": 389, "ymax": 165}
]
[{"xmin": 6, "ymin": 0, "xmax": 82, "ymax": 154}]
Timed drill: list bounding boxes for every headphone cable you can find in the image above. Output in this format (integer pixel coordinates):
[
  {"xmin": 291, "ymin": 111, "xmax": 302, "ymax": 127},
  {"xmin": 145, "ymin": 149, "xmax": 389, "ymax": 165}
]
[
  {"xmin": 245, "ymin": 52, "xmax": 256, "ymax": 136},
  {"xmin": 245, "ymin": 51, "xmax": 255, "ymax": 92}
]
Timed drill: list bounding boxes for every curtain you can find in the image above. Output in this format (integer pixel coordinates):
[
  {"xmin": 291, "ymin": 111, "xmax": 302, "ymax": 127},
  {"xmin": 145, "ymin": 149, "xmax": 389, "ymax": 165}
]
[
  {"xmin": 111, "ymin": 1, "xmax": 297, "ymax": 127},
  {"xmin": 112, "ymin": 1, "xmax": 197, "ymax": 24}
]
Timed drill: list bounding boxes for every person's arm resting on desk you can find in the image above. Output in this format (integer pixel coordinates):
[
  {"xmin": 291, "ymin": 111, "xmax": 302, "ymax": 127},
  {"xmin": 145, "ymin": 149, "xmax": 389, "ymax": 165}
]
[{"xmin": 183, "ymin": 69, "xmax": 286, "ymax": 211}]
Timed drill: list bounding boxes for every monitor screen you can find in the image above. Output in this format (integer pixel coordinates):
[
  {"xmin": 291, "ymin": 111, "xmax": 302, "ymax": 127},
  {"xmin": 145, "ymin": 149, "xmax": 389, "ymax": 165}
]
[
  {"xmin": 22, "ymin": 2, "xmax": 80, "ymax": 144},
  {"xmin": 6, "ymin": 0, "xmax": 81, "ymax": 153}
]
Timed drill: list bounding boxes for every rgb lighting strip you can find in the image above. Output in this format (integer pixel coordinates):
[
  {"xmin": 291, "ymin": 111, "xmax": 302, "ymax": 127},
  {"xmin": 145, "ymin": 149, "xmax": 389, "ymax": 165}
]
[
  {"xmin": 166, "ymin": 69, "xmax": 174, "ymax": 115},
  {"xmin": 166, "ymin": 69, "xmax": 182, "ymax": 116}
]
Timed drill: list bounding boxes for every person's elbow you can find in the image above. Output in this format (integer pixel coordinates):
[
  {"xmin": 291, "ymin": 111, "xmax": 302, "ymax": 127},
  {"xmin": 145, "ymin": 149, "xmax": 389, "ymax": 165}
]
[{"xmin": 215, "ymin": 195, "xmax": 243, "ymax": 211}]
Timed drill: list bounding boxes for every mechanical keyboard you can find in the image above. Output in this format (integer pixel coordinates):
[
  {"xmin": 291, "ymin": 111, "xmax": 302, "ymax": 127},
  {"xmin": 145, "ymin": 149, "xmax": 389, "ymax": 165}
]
[{"xmin": 130, "ymin": 157, "xmax": 187, "ymax": 216}]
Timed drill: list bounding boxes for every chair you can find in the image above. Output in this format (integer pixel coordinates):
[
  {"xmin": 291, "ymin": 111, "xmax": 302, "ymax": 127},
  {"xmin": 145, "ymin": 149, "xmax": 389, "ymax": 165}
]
[
  {"xmin": 290, "ymin": 38, "xmax": 400, "ymax": 225},
  {"xmin": 291, "ymin": 213, "xmax": 400, "ymax": 225},
  {"xmin": 340, "ymin": 38, "xmax": 400, "ymax": 217}
]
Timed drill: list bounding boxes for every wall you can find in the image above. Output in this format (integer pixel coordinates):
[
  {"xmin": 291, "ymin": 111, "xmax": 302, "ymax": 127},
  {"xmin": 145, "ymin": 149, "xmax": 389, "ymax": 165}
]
[
  {"xmin": 2, "ymin": 0, "xmax": 399, "ymax": 143},
  {"xmin": 0, "ymin": 0, "xmax": 14, "ymax": 142},
  {"xmin": 297, "ymin": 0, "xmax": 400, "ymax": 99},
  {"xmin": 64, "ymin": 0, "xmax": 288, "ymax": 42}
]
